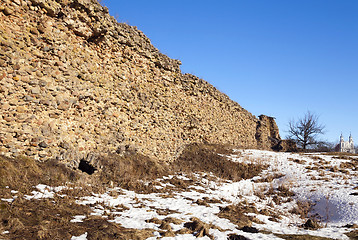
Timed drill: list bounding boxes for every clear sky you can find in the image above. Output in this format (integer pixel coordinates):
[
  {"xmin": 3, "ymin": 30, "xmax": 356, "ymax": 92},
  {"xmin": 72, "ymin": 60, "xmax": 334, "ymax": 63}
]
[{"xmin": 101, "ymin": 0, "xmax": 358, "ymax": 144}]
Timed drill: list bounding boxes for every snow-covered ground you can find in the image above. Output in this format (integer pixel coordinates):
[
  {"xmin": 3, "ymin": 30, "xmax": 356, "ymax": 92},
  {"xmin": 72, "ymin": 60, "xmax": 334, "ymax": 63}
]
[{"xmin": 2, "ymin": 150, "xmax": 358, "ymax": 239}]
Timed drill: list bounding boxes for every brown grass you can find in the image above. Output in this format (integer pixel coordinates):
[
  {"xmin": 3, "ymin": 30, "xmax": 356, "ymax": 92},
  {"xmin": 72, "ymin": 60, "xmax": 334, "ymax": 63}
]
[
  {"xmin": 274, "ymin": 234, "xmax": 335, "ymax": 240},
  {"xmin": 310, "ymin": 156, "xmax": 324, "ymax": 161},
  {"xmin": 290, "ymin": 200, "xmax": 312, "ymax": 219},
  {"xmin": 161, "ymin": 176, "xmax": 194, "ymax": 191},
  {"xmin": 346, "ymin": 230, "xmax": 358, "ymax": 240},
  {"xmin": 259, "ymin": 208, "xmax": 282, "ymax": 222},
  {"xmin": 288, "ymin": 158, "xmax": 307, "ymax": 164},
  {"xmin": 0, "ymin": 143, "xmax": 265, "ymax": 239},
  {"xmin": 0, "ymin": 193, "xmax": 154, "ymax": 239},
  {"xmin": 97, "ymin": 152, "xmax": 169, "ymax": 193},
  {"xmin": 228, "ymin": 234, "xmax": 250, "ymax": 240},
  {"xmin": 323, "ymin": 152, "xmax": 358, "ymax": 158},
  {"xmin": 340, "ymin": 160, "xmax": 358, "ymax": 171},
  {"xmin": 173, "ymin": 143, "xmax": 265, "ymax": 181},
  {"xmin": 254, "ymin": 173, "xmax": 285, "ymax": 183},
  {"xmin": 0, "ymin": 153, "xmax": 163, "ymax": 239},
  {"xmin": 217, "ymin": 202, "xmax": 258, "ymax": 228},
  {"xmin": 0, "ymin": 155, "xmax": 80, "ymax": 195},
  {"xmin": 182, "ymin": 217, "xmax": 213, "ymax": 239}
]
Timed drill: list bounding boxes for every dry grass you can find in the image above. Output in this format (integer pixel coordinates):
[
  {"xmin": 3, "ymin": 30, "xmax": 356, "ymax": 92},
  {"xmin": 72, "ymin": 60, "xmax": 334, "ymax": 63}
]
[
  {"xmin": 323, "ymin": 152, "xmax": 358, "ymax": 158},
  {"xmin": 310, "ymin": 156, "xmax": 324, "ymax": 161},
  {"xmin": 259, "ymin": 208, "xmax": 282, "ymax": 222},
  {"xmin": 274, "ymin": 234, "xmax": 335, "ymax": 240},
  {"xmin": 228, "ymin": 234, "xmax": 250, "ymax": 240},
  {"xmin": 173, "ymin": 143, "xmax": 265, "ymax": 181},
  {"xmin": 0, "ymin": 155, "xmax": 79, "ymax": 192},
  {"xmin": 217, "ymin": 202, "xmax": 259, "ymax": 228},
  {"xmin": 254, "ymin": 173, "xmax": 285, "ymax": 183},
  {"xmin": 97, "ymin": 152, "xmax": 170, "ymax": 193},
  {"xmin": 346, "ymin": 230, "xmax": 358, "ymax": 240},
  {"xmin": 0, "ymin": 153, "xmax": 162, "ymax": 239},
  {"xmin": 290, "ymin": 200, "xmax": 312, "ymax": 219},
  {"xmin": 0, "ymin": 144, "xmax": 267, "ymax": 239},
  {"xmin": 265, "ymin": 185, "xmax": 295, "ymax": 205},
  {"xmin": 0, "ymin": 193, "xmax": 154, "ymax": 239},
  {"xmin": 288, "ymin": 158, "xmax": 307, "ymax": 164},
  {"xmin": 340, "ymin": 160, "xmax": 358, "ymax": 171},
  {"xmin": 182, "ymin": 217, "xmax": 215, "ymax": 239}
]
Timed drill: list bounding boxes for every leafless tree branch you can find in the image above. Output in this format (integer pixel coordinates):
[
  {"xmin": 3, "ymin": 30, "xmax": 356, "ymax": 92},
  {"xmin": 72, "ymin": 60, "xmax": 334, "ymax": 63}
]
[{"xmin": 287, "ymin": 111, "xmax": 325, "ymax": 149}]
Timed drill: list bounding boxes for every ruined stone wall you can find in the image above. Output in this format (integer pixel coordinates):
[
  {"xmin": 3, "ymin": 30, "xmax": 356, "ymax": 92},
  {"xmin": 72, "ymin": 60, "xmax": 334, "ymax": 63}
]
[{"xmin": 0, "ymin": 0, "xmax": 283, "ymax": 166}]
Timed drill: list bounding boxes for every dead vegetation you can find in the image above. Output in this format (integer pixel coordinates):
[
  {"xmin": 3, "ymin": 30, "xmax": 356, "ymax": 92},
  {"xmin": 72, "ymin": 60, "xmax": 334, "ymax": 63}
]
[
  {"xmin": 340, "ymin": 159, "xmax": 358, "ymax": 171},
  {"xmin": 146, "ymin": 217, "xmax": 219, "ymax": 239},
  {"xmin": 346, "ymin": 229, "xmax": 358, "ymax": 240},
  {"xmin": 254, "ymin": 173, "xmax": 285, "ymax": 183},
  {"xmin": 259, "ymin": 208, "xmax": 282, "ymax": 222},
  {"xmin": 218, "ymin": 202, "xmax": 260, "ymax": 228},
  {"xmin": 302, "ymin": 218, "xmax": 321, "ymax": 230},
  {"xmin": 288, "ymin": 158, "xmax": 307, "ymax": 164},
  {"xmin": 0, "ymin": 194, "xmax": 153, "ymax": 240},
  {"xmin": 0, "ymin": 144, "xmax": 335, "ymax": 239},
  {"xmin": 274, "ymin": 234, "xmax": 335, "ymax": 240},
  {"xmin": 1, "ymin": 143, "xmax": 265, "ymax": 195},
  {"xmin": 96, "ymin": 152, "xmax": 169, "ymax": 193},
  {"xmin": 183, "ymin": 217, "xmax": 213, "ymax": 239},
  {"xmin": 290, "ymin": 200, "xmax": 312, "ymax": 219},
  {"xmin": 173, "ymin": 143, "xmax": 265, "ymax": 181},
  {"xmin": 0, "ymin": 143, "xmax": 269, "ymax": 239},
  {"xmin": 0, "ymin": 155, "xmax": 80, "ymax": 194},
  {"xmin": 322, "ymin": 152, "xmax": 358, "ymax": 158},
  {"xmin": 228, "ymin": 234, "xmax": 250, "ymax": 240}
]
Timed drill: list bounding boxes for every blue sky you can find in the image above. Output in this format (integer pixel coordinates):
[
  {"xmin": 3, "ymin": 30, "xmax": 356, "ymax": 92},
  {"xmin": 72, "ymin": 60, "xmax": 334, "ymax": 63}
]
[{"xmin": 102, "ymin": 0, "xmax": 358, "ymax": 144}]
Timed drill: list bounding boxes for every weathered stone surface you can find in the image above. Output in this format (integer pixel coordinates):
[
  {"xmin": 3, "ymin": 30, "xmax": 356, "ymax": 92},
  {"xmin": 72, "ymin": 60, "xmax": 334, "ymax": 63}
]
[{"xmin": 0, "ymin": 0, "xmax": 285, "ymax": 164}]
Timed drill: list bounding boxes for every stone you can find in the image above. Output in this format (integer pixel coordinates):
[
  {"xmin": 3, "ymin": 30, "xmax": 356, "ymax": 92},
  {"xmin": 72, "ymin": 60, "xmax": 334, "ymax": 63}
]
[
  {"xmin": 24, "ymin": 95, "xmax": 34, "ymax": 102},
  {"xmin": 0, "ymin": 59, "xmax": 6, "ymax": 67},
  {"xmin": 13, "ymin": 0, "xmax": 21, "ymax": 6},
  {"xmin": 59, "ymin": 141, "xmax": 70, "ymax": 150},
  {"xmin": 39, "ymin": 141, "xmax": 48, "ymax": 148},
  {"xmin": 0, "ymin": 72, "xmax": 6, "ymax": 80},
  {"xmin": 1, "ymin": 102, "xmax": 10, "ymax": 110},
  {"xmin": 30, "ymin": 27, "xmax": 39, "ymax": 35},
  {"xmin": 3, "ymin": 7, "xmax": 13, "ymax": 16},
  {"xmin": 57, "ymin": 102, "xmax": 70, "ymax": 110},
  {"xmin": 31, "ymin": 87, "xmax": 40, "ymax": 94}
]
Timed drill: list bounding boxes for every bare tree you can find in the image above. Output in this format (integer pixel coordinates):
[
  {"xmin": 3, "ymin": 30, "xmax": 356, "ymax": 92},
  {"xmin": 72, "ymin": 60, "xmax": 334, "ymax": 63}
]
[{"xmin": 287, "ymin": 111, "xmax": 325, "ymax": 150}]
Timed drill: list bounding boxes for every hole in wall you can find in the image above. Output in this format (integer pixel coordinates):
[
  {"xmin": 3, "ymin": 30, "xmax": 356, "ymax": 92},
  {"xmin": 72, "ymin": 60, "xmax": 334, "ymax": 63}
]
[{"xmin": 78, "ymin": 159, "xmax": 96, "ymax": 175}]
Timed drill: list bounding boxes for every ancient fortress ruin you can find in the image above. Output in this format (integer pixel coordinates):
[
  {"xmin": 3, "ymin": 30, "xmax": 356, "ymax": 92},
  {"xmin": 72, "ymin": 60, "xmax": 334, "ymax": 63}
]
[{"xmin": 0, "ymin": 0, "xmax": 291, "ymax": 167}]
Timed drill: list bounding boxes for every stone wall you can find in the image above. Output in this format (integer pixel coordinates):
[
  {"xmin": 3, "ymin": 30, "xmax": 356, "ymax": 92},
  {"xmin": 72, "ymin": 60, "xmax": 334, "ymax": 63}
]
[{"xmin": 0, "ymin": 0, "xmax": 284, "ymax": 166}]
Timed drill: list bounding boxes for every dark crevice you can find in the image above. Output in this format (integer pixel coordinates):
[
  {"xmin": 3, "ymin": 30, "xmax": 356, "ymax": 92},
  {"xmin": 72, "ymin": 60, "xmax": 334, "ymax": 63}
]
[{"xmin": 78, "ymin": 159, "xmax": 96, "ymax": 175}]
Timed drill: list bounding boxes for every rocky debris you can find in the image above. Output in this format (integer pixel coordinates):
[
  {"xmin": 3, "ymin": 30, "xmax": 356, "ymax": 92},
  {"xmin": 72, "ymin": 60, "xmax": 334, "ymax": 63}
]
[{"xmin": 0, "ymin": 0, "xmax": 285, "ymax": 164}]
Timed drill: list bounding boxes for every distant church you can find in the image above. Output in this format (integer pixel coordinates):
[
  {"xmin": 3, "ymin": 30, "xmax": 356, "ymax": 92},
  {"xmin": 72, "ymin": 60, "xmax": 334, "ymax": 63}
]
[{"xmin": 335, "ymin": 134, "xmax": 355, "ymax": 153}]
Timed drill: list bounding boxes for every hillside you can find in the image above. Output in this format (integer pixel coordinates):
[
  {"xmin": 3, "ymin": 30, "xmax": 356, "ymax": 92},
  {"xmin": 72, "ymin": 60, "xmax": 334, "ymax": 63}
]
[
  {"xmin": 2, "ymin": 148, "xmax": 358, "ymax": 239},
  {"xmin": 0, "ymin": 0, "xmax": 294, "ymax": 167}
]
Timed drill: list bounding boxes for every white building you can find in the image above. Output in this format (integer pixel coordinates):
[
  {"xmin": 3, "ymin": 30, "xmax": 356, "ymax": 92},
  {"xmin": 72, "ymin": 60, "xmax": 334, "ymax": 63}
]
[{"xmin": 336, "ymin": 134, "xmax": 355, "ymax": 153}]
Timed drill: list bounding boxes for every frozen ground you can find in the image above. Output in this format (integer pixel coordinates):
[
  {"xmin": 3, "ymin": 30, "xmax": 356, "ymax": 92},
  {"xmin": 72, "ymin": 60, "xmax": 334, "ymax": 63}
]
[{"xmin": 2, "ymin": 150, "xmax": 358, "ymax": 239}]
